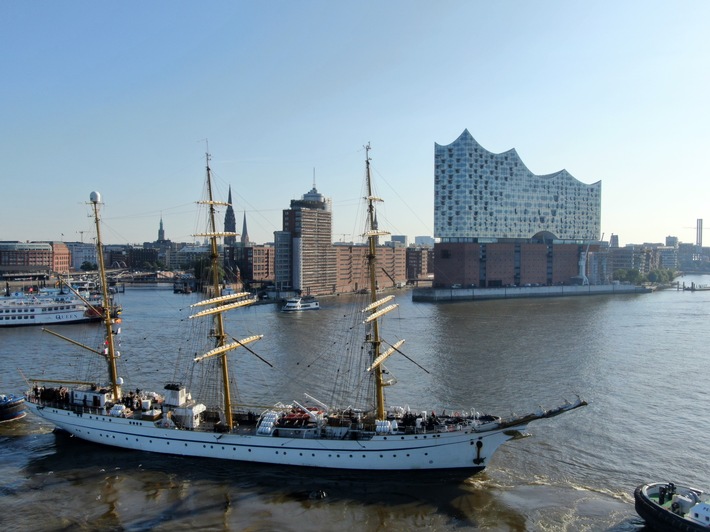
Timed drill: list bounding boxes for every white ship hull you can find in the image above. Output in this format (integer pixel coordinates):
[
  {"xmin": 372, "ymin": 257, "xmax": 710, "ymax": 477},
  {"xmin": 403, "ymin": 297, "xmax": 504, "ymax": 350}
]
[
  {"xmin": 27, "ymin": 402, "xmax": 520, "ymax": 472},
  {"xmin": 0, "ymin": 290, "xmax": 105, "ymax": 327},
  {"xmin": 0, "ymin": 305, "xmax": 96, "ymax": 327}
]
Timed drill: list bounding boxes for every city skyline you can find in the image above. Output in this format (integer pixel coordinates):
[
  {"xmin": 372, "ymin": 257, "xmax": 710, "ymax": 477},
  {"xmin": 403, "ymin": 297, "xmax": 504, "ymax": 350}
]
[{"xmin": 2, "ymin": 2, "xmax": 709, "ymax": 248}]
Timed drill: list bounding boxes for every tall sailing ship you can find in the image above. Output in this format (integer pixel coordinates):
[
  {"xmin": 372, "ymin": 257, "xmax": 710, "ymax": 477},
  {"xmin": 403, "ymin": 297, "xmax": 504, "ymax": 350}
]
[{"xmin": 26, "ymin": 148, "xmax": 585, "ymax": 474}]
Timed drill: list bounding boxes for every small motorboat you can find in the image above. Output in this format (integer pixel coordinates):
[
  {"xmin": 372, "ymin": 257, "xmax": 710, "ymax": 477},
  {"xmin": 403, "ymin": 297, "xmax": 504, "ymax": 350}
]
[
  {"xmin": 635, "ymin": 482, "xmax": 710, "ymax": 530},
  {"xmin": 0, "ymin": 393, "xmax": 26, "ymax": 422}
]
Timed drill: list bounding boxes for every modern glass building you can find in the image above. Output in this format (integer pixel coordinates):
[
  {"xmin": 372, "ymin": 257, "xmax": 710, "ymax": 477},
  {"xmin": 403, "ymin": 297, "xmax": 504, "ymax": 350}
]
[{"xmin": 434, "ymin": 129, "xmax": 601, "ymax": 242}]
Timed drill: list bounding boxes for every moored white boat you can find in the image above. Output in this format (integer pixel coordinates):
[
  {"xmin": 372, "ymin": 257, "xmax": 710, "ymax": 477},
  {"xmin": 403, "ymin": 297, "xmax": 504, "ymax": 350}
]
[
  {"xmin": 25, "ymin": 147, "xmax": 585, "ymax": 474},
  {"xmin": 0, "ymin": 288, "xmax": 115, "ymax": 328},
  {"xmin": 635, "ymin": 482, "xmax": 710, "ymax": 530},
  {"xmin": 281, "ymin": 296, "xmax": 320, "ymax": 311}
]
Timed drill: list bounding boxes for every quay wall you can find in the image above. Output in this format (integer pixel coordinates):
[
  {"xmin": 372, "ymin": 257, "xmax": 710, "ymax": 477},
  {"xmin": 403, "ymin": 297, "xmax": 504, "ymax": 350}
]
[{"xmin": 412, "ymin": 284, "xmax": 652, "ymax": 302}]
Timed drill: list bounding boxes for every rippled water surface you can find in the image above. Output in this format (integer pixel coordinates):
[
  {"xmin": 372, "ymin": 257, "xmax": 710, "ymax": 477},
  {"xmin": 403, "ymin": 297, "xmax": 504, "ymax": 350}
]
[{"xmin": 1, "ymin": 276, "xmax": 709, "ymax": 531}]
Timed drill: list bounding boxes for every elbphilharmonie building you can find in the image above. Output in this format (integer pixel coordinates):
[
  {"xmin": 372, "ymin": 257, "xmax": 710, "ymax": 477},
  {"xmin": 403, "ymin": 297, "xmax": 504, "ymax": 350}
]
[
  {"xmin": 433, "ymin": 130, "xmax": 605, "ymax": 288},
  {"xmin": 434, "ymin": 129, "xmax": 601, "ymax": 242}
]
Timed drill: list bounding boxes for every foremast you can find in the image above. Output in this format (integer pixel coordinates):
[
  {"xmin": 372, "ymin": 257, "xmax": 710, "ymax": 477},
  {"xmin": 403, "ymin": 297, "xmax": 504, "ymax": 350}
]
[
  {"xmin": 190, "ymin": 152, "xmax": 255, "ymax": 432},
  {"xmin": 89, "ymin": 191, "xmax": 121, "ymax": 401}
]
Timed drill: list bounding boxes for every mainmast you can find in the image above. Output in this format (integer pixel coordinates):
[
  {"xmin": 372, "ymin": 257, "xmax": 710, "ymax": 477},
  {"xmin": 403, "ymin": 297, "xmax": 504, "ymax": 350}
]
[
  {"xmin": 204, "ymin": 153, "xmax": 234, "ymax": 430},
  {"xmin": 188, "ymin": 151, "xmax": 260, "ymax": 432},
  {"xmin": 89, "ymin": 191, "xmax": 121, "ymax": 400},
  {"xmin": 364, "ymin": 144, "xmax": 387, "ymax": 420}
]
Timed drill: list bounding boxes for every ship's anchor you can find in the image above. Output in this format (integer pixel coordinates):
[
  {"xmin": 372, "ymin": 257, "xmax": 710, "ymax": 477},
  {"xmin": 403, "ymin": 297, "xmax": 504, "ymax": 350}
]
[{"xmin": 473, "ymin": 439, "xmax": 484, "ymax": 465}]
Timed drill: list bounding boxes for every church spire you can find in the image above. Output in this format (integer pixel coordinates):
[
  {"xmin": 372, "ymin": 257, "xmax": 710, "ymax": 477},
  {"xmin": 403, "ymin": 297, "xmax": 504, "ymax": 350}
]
[
  {"xmin": 241, "ymin": 212, "xmax": 250, "ymax": 246},
  {"xmin": 158, "ymin": 215, "xmax": 165, "ymax": 241},
  {"xmin": 224, "ymin": 185, "xmax": 236, "ymax": 246}
]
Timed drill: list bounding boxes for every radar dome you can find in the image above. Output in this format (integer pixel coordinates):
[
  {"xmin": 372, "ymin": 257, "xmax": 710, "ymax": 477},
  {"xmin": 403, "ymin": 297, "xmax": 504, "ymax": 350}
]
[{"xmin": 90, "ymin": 191, "xmax": 101, "ymax": 203}]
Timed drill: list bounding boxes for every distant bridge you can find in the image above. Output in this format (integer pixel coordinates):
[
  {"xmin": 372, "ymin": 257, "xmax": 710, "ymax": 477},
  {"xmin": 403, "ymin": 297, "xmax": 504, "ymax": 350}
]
[{"xmin": 110, "ymin": 271, "xmax": 179, "ymax": 284}]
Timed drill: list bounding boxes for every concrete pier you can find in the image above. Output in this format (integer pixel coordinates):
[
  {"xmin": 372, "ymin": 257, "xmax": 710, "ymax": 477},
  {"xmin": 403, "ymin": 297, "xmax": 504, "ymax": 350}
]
[{"xmin": 412, "ymin": 283, "xmax": 652, "ymax": 302}]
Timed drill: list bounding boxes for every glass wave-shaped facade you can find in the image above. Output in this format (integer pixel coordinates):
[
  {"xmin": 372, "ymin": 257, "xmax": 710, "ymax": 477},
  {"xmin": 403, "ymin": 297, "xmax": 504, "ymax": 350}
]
[{"xmin": 434, "ymin": 130, "xmax": 601, "ymax": 241}]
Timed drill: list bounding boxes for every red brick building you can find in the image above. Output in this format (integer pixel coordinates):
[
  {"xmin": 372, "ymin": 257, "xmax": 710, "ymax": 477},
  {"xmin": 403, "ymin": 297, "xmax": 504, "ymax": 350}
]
[
  {"xmin": 0, "ymin": 241, "xmax": 70, "ymax": 276},
  {"xmin": 433, "ymin": 241, "xmax": 592, "ymax": 288},
  {"xmin": 334, "ymin": 244, "xmax": 406, "ymax": 294}
]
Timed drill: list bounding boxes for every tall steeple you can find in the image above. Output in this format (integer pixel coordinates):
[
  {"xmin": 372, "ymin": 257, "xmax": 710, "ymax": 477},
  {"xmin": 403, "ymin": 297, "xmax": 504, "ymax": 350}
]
[
  {"xmin": 224, "ymin": 185, "xmax": 236, "ymax": 246},
  {"xmin": 158, "ymin": 215, "xmax": 165, "ymax": 242},
  {"xmin": 241, "ymin": 213, "xmax": 250, "ymax": 246}
]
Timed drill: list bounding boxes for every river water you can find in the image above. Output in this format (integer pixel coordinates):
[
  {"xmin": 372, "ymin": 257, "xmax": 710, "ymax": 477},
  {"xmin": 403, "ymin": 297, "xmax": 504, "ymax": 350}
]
[{"xmin": 1, "ymin": 276, "xmax": 708, "ymax": 531}]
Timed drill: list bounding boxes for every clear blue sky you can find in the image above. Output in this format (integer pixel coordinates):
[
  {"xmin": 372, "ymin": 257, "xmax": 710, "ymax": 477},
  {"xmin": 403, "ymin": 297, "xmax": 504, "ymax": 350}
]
[{"xmin": 2, "ymin": 2, "xmax": 708, "ymax": 247}]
